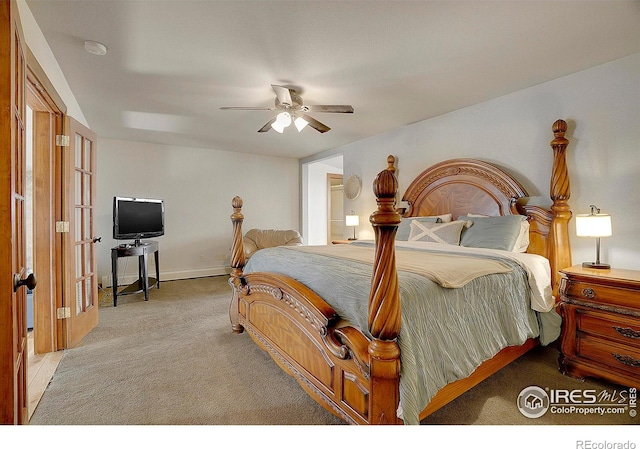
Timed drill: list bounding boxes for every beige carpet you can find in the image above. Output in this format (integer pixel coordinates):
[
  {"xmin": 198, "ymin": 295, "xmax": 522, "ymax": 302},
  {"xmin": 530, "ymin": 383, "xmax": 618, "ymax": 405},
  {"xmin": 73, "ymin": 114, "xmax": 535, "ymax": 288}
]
[{"xmin": 30, "ymin": 276, "xmax": 637, "ymax": 426}]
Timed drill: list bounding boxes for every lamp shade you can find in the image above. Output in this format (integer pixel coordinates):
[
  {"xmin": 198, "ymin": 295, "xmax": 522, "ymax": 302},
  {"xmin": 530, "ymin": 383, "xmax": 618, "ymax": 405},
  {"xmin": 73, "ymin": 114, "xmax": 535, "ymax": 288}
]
[
  {"xmin": 345, "ymin": 214, "xmax": 359, "ymax": 227},
  {"xmin": 271, "ymin": 112, "xmax": 292, "ymax": 133},
  {"xmin": 271, "ymin": 121, "xmax": 286, "ymax": 133},
  {"xmin": 294, "ymin": 116, "xmax": 308, "ymax": 132},
  {"xmin": 576, "ymin": 214, "xmax": 612, "ymax": 237}
]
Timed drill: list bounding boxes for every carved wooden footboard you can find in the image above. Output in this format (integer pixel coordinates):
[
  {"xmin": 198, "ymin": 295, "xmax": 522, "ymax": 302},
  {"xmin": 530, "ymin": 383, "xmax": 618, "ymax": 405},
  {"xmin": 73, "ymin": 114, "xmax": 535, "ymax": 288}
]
[
  {"xmin": 228, "ymin": 120, "xmax": 572, "ymax": 424},
  {"xmin": 230, "ymin": 272, "xmax": 380, "ymax": 424},
  {"xmin": 229, "ymin": 168, "xmax": 403, "ymax": 424}
]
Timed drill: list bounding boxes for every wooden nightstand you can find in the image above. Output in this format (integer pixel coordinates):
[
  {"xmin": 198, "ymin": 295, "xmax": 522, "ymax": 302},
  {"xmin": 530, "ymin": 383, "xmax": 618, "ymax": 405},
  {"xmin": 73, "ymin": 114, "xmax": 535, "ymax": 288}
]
[{"xmin": 558, "ymin": 265, "xmax": 640, "ymax": 388}]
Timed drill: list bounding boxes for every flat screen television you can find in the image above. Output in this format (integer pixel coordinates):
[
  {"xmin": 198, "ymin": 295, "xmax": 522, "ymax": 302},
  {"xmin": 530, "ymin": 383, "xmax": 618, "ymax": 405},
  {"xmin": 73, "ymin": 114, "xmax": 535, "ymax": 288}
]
[{"xmin": 113, "ymin": 196, "xmax": 164, "ymax": 244}]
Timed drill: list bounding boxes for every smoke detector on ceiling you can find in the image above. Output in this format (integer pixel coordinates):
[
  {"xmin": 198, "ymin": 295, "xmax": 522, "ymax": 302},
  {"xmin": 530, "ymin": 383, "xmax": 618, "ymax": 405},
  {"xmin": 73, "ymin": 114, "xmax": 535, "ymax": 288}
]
[{"xmin": 84, "ymin": 40, "xmax": 107, "ymax": 56}]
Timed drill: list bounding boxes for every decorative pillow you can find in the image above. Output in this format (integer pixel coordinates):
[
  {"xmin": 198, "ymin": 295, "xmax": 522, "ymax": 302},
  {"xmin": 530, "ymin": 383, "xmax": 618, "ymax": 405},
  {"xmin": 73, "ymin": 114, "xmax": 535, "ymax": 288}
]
[
  {"xmin": 460, "ymin": 214, "xmax": 529, "ymax": 252},
  {"xmin": 396, "ymin": 216, "xmax": 442, "ymax": 241},
  {"xmin": 433, "ymin": 213, "xmax": 452, "ymax": 223},
  {"xmin": 512, "ymin": 220, "xmax": 530, "ymax": 252},
  {"xmin": 408, "ymin": 220, "xmax": 468, "ymax": 245}
]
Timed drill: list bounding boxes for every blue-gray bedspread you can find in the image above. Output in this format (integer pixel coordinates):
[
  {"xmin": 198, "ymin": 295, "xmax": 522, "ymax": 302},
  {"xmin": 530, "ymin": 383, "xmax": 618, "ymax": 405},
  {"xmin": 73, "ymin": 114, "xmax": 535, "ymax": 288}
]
[{"xmin": 243, "ymin": 241, "xmax": 561, "ymax": 424}]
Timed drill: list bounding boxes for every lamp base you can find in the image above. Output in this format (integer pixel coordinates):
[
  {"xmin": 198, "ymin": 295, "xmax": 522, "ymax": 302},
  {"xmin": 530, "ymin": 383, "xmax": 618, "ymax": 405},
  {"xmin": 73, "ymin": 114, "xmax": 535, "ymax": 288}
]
[
  {"xmin": 582, "ymin": 262, "xmax": 610, "ymax": 269},
  {"xmin": 348, "ymin": 237, "xmax": 358, "ymax": 241}
]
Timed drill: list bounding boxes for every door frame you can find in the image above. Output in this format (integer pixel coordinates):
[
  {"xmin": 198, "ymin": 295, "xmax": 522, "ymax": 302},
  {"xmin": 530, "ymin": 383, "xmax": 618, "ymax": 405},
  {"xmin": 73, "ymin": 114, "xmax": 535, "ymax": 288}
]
[{"xmin": 26, "ymin": 50, "xmax": 66, "ymax": 354}]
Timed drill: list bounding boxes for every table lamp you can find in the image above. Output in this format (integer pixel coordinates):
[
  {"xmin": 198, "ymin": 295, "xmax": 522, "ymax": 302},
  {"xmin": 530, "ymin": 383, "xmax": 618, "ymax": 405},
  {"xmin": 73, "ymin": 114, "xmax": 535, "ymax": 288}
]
[
  {"xmin": 575, "ymin": 205, "xmax": 612, "ymax": 269},
  {"xmin": 345, "ymin": 211, "xmax": 359, "ymax": 241}
]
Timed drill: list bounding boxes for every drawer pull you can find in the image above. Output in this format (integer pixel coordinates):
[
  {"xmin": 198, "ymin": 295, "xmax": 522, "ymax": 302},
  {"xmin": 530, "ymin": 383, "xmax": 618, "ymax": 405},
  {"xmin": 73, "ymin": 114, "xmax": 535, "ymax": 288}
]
[
  {"xmin": 581, "ymin": 288, "xmax": 596, "ymax": 299},
  {"xmin": 612, "ymin": 353, "xmax": 640, "ymax": 368},
  {"xmin": 613, "ymin": 326, "xmax": 640, "ymax": 339}
]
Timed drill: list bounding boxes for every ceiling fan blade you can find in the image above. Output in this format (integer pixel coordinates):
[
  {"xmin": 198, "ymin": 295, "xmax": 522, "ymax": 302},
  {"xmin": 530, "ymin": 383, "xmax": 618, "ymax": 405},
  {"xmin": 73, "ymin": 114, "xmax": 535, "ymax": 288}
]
[
  {"xmin": 257, "ymin": 117, "xmax": 276, "ymax": 133},
  {"xmin": 271, "ymin": 85, "xmax": 293, "ymax": 106},
  {"xmin": 301, "ymin": 114, "xmax": 330, "ymax": 133},
  {"xmin": 306, "ymin": 105, "xmax": 354, "ymax": 113},
  {"xmin": 220, "ymin": 106, "xmax": 275, "ymax": 111}
]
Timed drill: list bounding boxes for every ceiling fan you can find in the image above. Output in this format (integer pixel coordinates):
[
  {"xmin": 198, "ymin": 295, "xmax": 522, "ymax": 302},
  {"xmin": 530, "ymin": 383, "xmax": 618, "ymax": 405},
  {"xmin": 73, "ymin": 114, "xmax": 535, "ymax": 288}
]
[{"xmin": 220, "ymin": 84, "xmax": 354, "ymax": 134}]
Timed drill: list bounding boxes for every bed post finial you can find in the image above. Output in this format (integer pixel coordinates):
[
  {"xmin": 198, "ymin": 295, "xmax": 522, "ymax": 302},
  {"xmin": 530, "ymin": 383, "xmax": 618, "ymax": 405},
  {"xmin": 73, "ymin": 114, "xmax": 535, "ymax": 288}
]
[
  {"xmin": 230, "ymin": 196, "xmax": 246, "ymax": 276},
  {"xmin": 229, "ymin": 196, "xmax": 246, "ymax": 333},
  {"xmin": 369, "ymin": 168, "xmax": 401, "ymax": 339},
  {"xmin": 387, "ymin": 154, "xmax": 396, "ymax": 173},
  {"xmin": 368, "ymin": 166, "xmax": 402, "ymax": 424},
  {"xmin": 550, "ymin": 119, "xmax": 570, "ymax": 202},
  {"xmin": 549, "ymin": 119, "xmax": 572, "ymax": 297}
]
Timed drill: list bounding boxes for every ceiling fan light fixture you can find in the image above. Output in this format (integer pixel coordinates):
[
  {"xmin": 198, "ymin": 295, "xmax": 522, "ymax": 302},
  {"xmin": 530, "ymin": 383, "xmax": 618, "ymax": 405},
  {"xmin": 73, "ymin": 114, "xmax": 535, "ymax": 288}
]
[
  {"xmin": 294, "ymin": 116, "xmax": 308, "ymax": 132},
  {"xmin": 276, "ymin": 112, "xmax": 292, "ymax": 126},
  {"xmin": 271, "ymin": 121, "xmax": 286, "ymax": 133},
  {"xmin": 222, "ymin": 85, "xmax": 353, "ymax": 134},
  {"xmin": 271, "ymin": 112, "xmax": 292, "ymax": 133}
]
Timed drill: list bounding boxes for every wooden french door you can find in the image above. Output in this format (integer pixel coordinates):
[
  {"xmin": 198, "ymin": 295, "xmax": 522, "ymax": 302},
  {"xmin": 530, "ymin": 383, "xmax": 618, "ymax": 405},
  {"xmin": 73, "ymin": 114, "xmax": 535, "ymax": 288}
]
[
  {"xmin": 62, "ymin": 117, "xmax": 99, "ymax": 348},
  {"xmin": 0, "ymin": 0, "xmax": 30, "ymax": 424}
]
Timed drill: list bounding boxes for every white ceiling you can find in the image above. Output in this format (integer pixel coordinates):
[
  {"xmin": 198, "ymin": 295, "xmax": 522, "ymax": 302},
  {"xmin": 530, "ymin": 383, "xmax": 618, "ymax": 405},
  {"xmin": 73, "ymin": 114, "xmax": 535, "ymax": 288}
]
[{"xmin": 26, "ymin": 0, "xmax": 640, "ymax": 159}]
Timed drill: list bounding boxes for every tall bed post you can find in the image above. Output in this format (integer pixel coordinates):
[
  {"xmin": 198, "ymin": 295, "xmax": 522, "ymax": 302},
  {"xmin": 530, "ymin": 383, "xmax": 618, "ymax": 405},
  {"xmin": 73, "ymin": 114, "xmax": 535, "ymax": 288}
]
[
  {"xmin": 229, "ymin": 195, "xmax": 246, "ymax": 333},
  {"xmin": 548, "ymin": 119, "xmax": 572, "ymax": 297},
  {"xmin": 367, "ymin": 166, "xmax": 403, "ymax": 424}
]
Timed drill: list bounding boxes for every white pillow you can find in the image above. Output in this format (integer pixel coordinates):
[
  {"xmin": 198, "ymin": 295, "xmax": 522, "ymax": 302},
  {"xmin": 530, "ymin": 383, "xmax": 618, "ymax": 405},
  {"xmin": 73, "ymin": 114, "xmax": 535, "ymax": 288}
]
[
  {"xmin": 513, "ymin": 220, "xmax": 530, "ymax": 253},
  {"xmin": 408, "ymin": 220, "xmax": 469, "ymax": 245}
]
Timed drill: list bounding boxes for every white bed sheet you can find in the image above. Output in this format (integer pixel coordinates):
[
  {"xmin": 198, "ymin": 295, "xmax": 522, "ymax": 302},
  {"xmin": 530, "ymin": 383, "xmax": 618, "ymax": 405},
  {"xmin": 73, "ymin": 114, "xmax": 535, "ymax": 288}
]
[{"xmin": 393, "ymin": 240, "xmax": 554, "ymax": 312}]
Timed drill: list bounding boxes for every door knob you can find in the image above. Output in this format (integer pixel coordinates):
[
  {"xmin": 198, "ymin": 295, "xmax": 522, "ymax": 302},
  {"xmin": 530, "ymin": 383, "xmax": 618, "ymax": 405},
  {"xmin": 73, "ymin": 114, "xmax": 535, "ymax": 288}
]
[{"xmin": 14, "ymin": 272, "xmax": 37, "ymax": 292}]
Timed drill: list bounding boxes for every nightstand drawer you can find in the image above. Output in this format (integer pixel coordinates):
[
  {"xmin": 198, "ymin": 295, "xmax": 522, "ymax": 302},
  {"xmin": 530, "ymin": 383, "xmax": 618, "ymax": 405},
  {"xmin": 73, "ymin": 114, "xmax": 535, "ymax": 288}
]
[
  {"xmin": 577, "ymin": 336, "xmax": 640, "ymax": 378},
  {"xmin": 578, "ymin": 309, "xmax": 640, "ymax": 343},
  {"xmin": 564, "ymin": 279, "xmax": 640, "ymax": 310}
]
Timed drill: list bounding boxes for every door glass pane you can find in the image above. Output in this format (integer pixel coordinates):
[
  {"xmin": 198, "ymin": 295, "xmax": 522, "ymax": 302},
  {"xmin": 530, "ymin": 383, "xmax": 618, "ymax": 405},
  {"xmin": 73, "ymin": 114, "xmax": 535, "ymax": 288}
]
[
  {"xmin": 84, "ymin": 243, "xmax": 91, "ymax": 277},
  {"xmin": 75, "ymin": 134, "xmax": 82, "ymax": 168},
  {"xmin": 75, "ymin": 170, "xmax": 82, "ymax": 205},
  {"xmin": 84, "ymin": 209, "xmax": 91, "ymax": 240},
  {"xmin": 84, "ymin": 173, "xmax": 91, "ymax": 205},
  {"xmin": 75, "ymin": 244, "xmax": 82, "ymax": 278},
  {"xmin": 75, "ymin": 281, "xmax": 83, "ymax": 314},
  {"xmin": 15, "ymin": 199, "xmax": 23, "ymax": 266},
  {"xmin": 85, "ymin": 278, "xmax": 93, "ymax": 309},
  {"xmin": 75, "ymin": 208, "xmax": 82, "ymax": 241},
  {"xmin": 84, "ymin": 139, "xmax": 91, "ymax": 170}
]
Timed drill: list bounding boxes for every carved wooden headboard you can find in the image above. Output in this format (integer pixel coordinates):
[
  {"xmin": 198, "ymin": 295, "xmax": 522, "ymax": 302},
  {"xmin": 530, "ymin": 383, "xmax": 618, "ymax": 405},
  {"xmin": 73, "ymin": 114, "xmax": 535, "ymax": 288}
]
[
  {"xmin": 401, "ymin": 158, "xmax": 527, "ymax": 219},
  {"xmin": 393, "ymin": 119, "xmax": 572, "ymax": 297}
]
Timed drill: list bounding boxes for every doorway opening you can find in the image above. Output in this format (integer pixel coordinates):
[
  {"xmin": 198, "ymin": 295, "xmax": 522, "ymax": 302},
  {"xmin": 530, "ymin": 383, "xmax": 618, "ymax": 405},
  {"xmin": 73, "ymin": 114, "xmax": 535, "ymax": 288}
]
[
  {"xmin": 302, "ymin": 155, "xmax": 343, "ymax": 245},
  {"xmin": 328, "ymin": 174, "xmax": 344, "ymax": 243},
  {"xmin": 25, "ymin": 62, "xmax": 67, "ymax": 419},
  {"xmin": 25, "ymin": 105, "xmax": 64, "ymax": 420}
]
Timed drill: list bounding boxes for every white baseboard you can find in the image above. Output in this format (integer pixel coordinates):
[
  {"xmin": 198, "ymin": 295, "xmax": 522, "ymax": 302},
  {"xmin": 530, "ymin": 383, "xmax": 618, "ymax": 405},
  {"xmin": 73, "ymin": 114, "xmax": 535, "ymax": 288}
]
[{"xmin": 101, "ymin": 266, "xmax": 231, "ymax": 288}]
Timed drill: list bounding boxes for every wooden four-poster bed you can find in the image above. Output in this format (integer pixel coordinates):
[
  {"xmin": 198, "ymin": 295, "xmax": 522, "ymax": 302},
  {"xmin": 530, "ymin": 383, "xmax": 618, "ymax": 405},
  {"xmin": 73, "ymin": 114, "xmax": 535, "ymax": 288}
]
[{"xmin": 228, "ymin": 119, "xmax": 572, "ymax": 424}]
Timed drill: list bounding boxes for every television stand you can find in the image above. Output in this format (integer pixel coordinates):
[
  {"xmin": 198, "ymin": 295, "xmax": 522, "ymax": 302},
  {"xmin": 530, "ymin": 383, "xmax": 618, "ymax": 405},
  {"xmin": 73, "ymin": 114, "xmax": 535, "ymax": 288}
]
[{"xmin": 110, "ymin": 240, "xmax": 160, "ymax": 307}]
